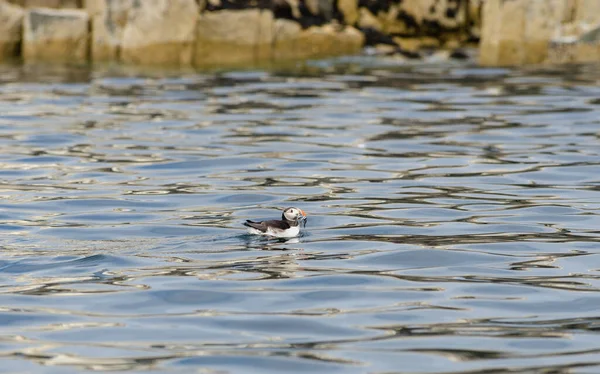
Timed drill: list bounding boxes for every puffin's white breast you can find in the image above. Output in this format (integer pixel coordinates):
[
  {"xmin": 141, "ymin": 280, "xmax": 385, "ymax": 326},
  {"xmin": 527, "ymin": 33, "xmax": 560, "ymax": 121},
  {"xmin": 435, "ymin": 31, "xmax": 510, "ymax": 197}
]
[{"xmin": 246, "ymin": 225, "xmax": 300, "ymax": 238}]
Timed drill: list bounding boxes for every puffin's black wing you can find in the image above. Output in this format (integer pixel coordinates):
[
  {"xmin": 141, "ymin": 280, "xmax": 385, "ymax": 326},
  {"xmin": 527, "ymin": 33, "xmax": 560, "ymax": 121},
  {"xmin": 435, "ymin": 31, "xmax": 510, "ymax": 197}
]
[{"xmin": 244, "ymin": 219, "xmax": 290, "ymax": 232}]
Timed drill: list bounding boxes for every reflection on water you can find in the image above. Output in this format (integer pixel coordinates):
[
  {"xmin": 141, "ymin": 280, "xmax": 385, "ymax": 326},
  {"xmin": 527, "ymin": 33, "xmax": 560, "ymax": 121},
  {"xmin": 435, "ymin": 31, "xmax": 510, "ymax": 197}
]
[{"xmin": 1, "ymin": 59, "xmax": 600, "ymax": 373}]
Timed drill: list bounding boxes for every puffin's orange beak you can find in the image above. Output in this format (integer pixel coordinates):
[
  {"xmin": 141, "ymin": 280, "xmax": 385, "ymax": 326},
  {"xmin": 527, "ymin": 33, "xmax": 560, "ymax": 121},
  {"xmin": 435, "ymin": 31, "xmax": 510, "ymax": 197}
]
[{"xmin": 299, "ymin": 209, "xmax": 307, "ymax": 218}]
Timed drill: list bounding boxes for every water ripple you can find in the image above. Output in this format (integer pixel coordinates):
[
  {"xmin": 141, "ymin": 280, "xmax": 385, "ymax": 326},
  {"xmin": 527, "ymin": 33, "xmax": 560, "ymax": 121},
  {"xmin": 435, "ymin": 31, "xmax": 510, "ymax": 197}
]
[{"xmin": 0, "ymin": 61, "xmax": 600, "ymax": 372}]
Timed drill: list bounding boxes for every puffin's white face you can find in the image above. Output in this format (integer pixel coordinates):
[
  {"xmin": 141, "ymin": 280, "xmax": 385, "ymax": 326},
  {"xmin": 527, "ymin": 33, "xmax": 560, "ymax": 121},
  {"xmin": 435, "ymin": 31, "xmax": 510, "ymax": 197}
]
[{"xmin": 283, "ymin": 207, "xmax": 307, "ymax": 221}]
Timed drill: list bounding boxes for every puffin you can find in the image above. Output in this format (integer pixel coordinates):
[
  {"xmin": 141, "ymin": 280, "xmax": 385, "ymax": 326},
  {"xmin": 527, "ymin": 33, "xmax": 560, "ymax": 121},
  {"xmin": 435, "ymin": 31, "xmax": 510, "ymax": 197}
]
[{"xmin": 243, "ymin": 207, "xmax": 307, "ymax": 238}]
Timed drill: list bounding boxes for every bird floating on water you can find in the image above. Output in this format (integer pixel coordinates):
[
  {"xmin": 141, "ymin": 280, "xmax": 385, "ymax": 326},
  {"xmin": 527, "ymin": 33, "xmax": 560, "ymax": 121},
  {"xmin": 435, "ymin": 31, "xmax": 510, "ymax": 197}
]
[{"xmin": 243, "ymin": 207, "xmax": 307, "ymax": 238}]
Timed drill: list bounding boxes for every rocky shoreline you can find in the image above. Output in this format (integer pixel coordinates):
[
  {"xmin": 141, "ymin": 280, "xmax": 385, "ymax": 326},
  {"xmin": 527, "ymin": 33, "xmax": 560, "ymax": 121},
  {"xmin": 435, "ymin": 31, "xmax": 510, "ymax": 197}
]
[{"xmin": 0, "ymin": 0, "xmax": 598, "ymax": 67}]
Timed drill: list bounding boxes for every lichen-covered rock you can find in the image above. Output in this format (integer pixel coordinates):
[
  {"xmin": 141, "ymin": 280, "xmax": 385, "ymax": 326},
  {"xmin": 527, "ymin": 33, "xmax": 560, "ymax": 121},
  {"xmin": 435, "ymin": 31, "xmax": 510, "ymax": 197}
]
[
  {"xmin": 22, "ymin": 7, "xmax": 89, "ymax": 63},
  {"xmin": 194, "ymin": 9, "xmax": 274, "ymax": 66},
  {"xmin": 402, "ymin": 0, "xmax": 466, "ymax": 30},
  {"xmin": 0, "ymin": 0, "xmax": 24, "ymax": 61},
  {"xmin": 357, "ymin": 0, "xmax": 471, "ymax": 53},
  {"xmin": 121, "ymin": 0, "xmax": 199, "ymax": 65},
  {"xmin": 85, "ymin": 0, "xmax": 132, "ymax": 61},
  {"xmin": 357, "ymin": 0, "xmax": 468, "ymax": 36}
]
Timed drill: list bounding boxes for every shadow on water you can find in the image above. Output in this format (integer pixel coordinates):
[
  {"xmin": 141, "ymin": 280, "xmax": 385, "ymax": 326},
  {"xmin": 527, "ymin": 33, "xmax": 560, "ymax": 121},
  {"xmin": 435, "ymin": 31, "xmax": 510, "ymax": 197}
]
[{"xmin": 1, "ymin": 60, "xmax": 600, "ymax": 373}]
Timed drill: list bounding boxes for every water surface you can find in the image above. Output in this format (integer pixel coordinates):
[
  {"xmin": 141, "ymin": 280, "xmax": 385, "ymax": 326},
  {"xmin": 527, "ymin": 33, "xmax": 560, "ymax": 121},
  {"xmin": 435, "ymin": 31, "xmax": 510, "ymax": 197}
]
[{"xmin": 1, "ymin": 60, "xmax": 600, "ymax": 373}]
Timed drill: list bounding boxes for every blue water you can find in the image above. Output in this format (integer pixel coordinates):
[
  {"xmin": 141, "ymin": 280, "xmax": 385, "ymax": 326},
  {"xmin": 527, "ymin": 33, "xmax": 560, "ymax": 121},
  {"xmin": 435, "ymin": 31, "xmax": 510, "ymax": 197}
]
[{"xmin": 1, "ymin": 60, "xmax": 600, "ymax": 373}]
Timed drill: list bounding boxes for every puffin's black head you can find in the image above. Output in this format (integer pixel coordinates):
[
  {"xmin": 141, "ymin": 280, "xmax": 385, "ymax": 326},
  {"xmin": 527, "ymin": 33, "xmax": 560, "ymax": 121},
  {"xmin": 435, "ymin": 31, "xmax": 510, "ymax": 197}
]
[{"xmin": 282, "ymin": 207, "xmax": 307, "ymax": 222}]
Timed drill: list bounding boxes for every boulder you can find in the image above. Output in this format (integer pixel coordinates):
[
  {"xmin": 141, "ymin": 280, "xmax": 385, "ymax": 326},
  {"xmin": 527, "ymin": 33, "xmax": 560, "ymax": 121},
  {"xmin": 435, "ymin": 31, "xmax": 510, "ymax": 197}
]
[
  {"xmin": 22, "ymin": 7, "xmax": 89, "ymax": 63},
  {"xmin": 480, "ymin": 0, "xmax": 572, "ymax": 66},
  {"xmin": 121, "ymin": 0, "xmax": 199, "ymax": 65},
  {"xmin": 523, "ymin": 0, "xmax": 571, "ymax": 64},
  {"xmin": 194, "ymin": 9, "xmax": 274, "ymax": 67},
  {"xmin": 0, "ymin": 0, "xmax": 24, "ymax": 61},
  {"xmin": 85, "ymin": 0, "xmax": 132, "ymax": 61}
]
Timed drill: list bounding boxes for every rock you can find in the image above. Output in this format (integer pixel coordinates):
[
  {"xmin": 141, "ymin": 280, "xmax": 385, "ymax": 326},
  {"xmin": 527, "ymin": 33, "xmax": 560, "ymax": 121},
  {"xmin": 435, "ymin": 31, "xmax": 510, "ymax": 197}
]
[
  {"xmin": 548, "ymin": 39, "xmax": 600, "ymax": 65},
  {"xmin": 271, "ymin": 18, "xmax": 301, "ymax": 59},
  {"xmin": 305, "ymin": 0, "xmax": 333, "ymax": 20},
  {"xmin": 274, "ymin": 21, "xmax": 364, "ymax": 60},
  {"xmin": 0, "ymin": 0, "xmax": 24, "ymax": 61},
  {"xmin": 121, "ymin": 0, "xmax": 199, "ymax": 65},
  {"xmin": 574, "ymin": 0, "xmax": 600, "ymax": 25},
  {"xmin": 362, "ymin": 0, "xmax": 468, "ymax": 35},
  {"xmin": 549, "ymin": 0, "xmax": 600, "ymax": 64},
  {"xmin": 444, "ymin": 39, "xmax": 461, "ymax": 49},
  {"xmin": 548, "ymin": 20, "xmax": 600, "ymax": 64},
  {"xmin": 7, "ymin": 0, "xmax": 81, "ymax": 8},
  {"xmin": 480, "ymin": 0, "xmax": 529, "ymax": 66},
  {"xmin": 337, "ymin": 0, "xmax": 357, "ymax": 25},
  {"xmin": 273, "ymin": 0, "xmax": 332, "ymax": 28},
  {"xmin": 556, "ymin": 21, "xmax": 595, "ymax": 43},
  {"xmin": 362, "ymin": 27, "xmax": 396, "ymax": 47},
  {"xmin": 480, "ymin": 0, "xmax": 517, "ymax": 66},
  {"xmin": 22, "ymin": 7, "xmax": 89, "ymax": 63},
  {"xmin": 480, "ymin": 0, "xmax": 600, "ymax": 66},
  {"xmin": 480, "ymin": 0, "xmax": 572, "ymax": 66},
  {"xmin": 523, "ymin": 0, "xmax": 571, "ymax": 64},
  {"xmin": 399, "ymin": 0, "xmax": 466, "ymax": 30},
  {"xmin": 372, "ymin": 43, "xmax": 397, "ymax": 55},
  {"xmin": 305, "ymin": 0, "xmax": 318, "ymax": 15},
  {"xmin": 468, "ymin": 0, "xmax": 483, "ymax": 40},
  {"xmin": 194, "ymin": 9, "xmax": 274, "ymax": 67},
  {"xmin": 280, "ymin": 0, "xmax": 301, "ymax": 19},
  {"xmin": 85, "ymin": 0, "xmax": 132, "ymax": 61},
  {"xmin": 364, "ymin": 44, "xmax": 420, "ymax": 59},
  {"xmin": 393, "ymin": 36, "xmax": 440, "ymax": 52},
  {"xmin": 357, "ymin": 7, "xmax": 382, "ymax": 31},
  {"xmin": 580, "ymin": 24, "xmax": 600, "ymax": 43},
  {"xmin": 449, "ymin": 48, "xmax": 470, "ymax": 60}
]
